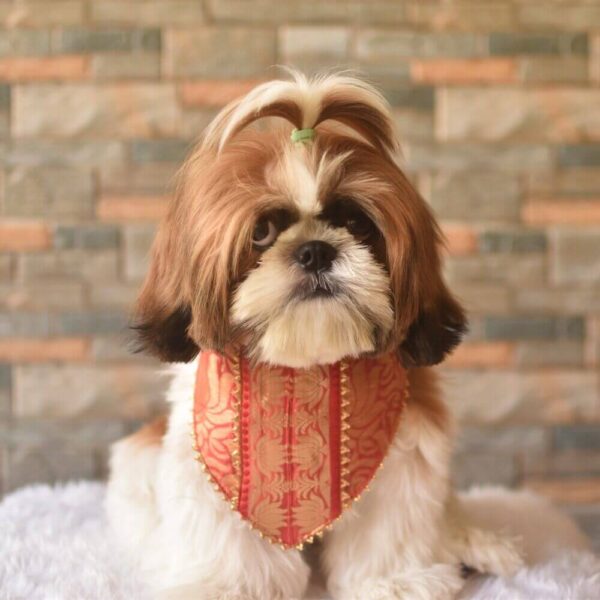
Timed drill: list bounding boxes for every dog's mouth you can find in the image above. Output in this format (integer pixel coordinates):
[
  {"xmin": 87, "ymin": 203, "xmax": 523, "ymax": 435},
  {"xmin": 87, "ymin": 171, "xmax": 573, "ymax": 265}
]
[
  {"xmin": 293, "ymin": 277, "xmax": 339, "ymax": 301},
  {"xmin": 308, "ymin": 284, "xmax": 335, "ymax": 298}
]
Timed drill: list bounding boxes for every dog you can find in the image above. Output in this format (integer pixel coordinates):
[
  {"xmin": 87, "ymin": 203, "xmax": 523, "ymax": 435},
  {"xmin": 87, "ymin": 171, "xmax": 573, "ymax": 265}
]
[{"xmin": 106, "ymin": 72, "xmax": 523, "ymax": 600}]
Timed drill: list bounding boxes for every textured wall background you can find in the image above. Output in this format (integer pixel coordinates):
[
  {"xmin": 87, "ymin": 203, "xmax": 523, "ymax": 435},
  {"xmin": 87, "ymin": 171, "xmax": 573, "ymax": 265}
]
[{"xmin": 0, "ymin": 0, "xmax": 599, "ymax": 547}]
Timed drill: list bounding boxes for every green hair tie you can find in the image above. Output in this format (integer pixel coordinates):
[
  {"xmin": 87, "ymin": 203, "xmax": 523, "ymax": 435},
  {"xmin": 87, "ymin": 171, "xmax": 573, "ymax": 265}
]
[{"xmin": 291, "ymin": 128, "xmax": 316, "ymax": 144}]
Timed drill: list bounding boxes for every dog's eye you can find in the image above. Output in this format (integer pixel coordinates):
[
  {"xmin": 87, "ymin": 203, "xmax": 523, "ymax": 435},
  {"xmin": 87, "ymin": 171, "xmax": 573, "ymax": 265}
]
[
  {"xmin": 321, "ymin": 197, "xmax": 377, "ymax": 242},
  {"xmin": 252, "ymin": 219, "xmax": 278, "ymax": 248},
  {"xmin": 345, "ymin": 212, "xmax": 376, "ymax": 241}
]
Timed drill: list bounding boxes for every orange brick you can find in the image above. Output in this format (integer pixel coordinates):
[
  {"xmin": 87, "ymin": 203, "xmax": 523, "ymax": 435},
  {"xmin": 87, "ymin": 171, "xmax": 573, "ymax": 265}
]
[
  {"xmin": 445, "ymin": 341, "xmax": 515, "ymax": 368},
  {"xmin": 0, "ymin": 56, "xmax": 88, "ymax": 81},
  {"xmin": 0, "ymin": 338, "xmax": 90, "ymax": 362},
  {"xmin": 179, "ymin": 79, "xmax": 265, "ymax": 107},
  {"xmin": 411, "ymin": 58, "xmax": 517, "ymax": 84},
  {"xmin": 0, "ymin": 221, "xmax": 52, "ymax": 251},
  {"xmin": 441, "ymin": 223, "xmax": 478, "ymax": 255},
  {"xmin": 525, "ymin": 478, "xmax": 600, "ymax": 505},
  {"xmin": 97, "ymin": 196, "xmax": 170, "ymax": 222},
  {"xmin": 522, "ymin": 200, "xmax": 600, "ymax": 225}
]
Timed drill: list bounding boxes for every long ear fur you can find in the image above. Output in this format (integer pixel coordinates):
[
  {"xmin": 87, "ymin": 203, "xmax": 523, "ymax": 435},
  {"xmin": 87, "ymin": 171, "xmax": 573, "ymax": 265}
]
[
  {"xmin": 132, "ymin": 138, "xmax": 267, "ymax": 361},
  {"xmin": 393, "ymin": 196, "xmax": 467, "ymax": 367},
  {"xmin": 132, "ymin": 199, "xmax": 199, "ymax": 363},
  {"xmin": 339, "ymin": 149, "xmax": 467, "ymax": 367},
  {"xmin": 398, "ymin": 283, "xmax": 467, "ymax": 367}
]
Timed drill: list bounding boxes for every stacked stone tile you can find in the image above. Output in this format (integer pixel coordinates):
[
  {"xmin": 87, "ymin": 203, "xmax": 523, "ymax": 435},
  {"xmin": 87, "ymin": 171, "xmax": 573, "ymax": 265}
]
[{"xmin": 0, "ymin": 0, "xmax": 598, "ymax": 548}]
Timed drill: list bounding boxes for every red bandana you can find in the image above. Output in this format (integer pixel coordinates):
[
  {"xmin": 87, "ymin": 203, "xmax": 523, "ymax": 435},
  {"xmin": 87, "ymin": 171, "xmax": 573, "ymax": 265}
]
[{"xmin": 192, "ymin": 350, "xmax": 409, "ymax": 549}]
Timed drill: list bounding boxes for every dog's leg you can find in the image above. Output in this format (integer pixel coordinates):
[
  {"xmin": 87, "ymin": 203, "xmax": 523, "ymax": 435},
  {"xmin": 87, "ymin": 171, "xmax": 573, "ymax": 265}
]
[
  {"xmin": 139, "ymin": 399, "xmax": 310, "ymax": 600},
  {"xmin": 322, "ymin": 396, "xmax": 465, "ymax": 600},
  {"xmin": 322, "ymin": 371, "xmax": 523, "ymax": 600},
  {"xmin": 443, "ymin": 497, "xmax": 524, "ymax": 578},
  {"xmin": 106, "ymin": 416, "xmax": 166, "ymax": 556}
]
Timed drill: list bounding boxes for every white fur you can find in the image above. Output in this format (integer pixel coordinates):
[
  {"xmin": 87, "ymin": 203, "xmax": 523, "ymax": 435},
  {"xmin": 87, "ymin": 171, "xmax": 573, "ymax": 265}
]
[
  {"xmin": 231, "ymin": 221, "xmax": 393, "ymax": 367},
  {"xmin": 278, "ymin": 147, "xmax": 321, "ymax": 214},
  {"xmin": 459, "ymin": 487, "xmax": 591, "ymax": 565},
  {"xmin": 269, "ymin": 147, "xmax": 352, "ymax": 216}
]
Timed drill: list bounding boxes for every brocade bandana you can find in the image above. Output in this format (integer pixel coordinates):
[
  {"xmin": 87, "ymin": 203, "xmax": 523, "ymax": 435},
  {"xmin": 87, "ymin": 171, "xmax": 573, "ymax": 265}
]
[{"xmin": 192, "ymin": 349, "xmax": 409, "ymax": 549}]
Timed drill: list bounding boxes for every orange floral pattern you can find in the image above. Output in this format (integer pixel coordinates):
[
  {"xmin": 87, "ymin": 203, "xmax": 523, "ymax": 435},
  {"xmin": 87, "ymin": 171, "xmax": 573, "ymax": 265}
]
[{"xmin": 193, "ymin": 350, "xmax": 408, "ymax": 548}]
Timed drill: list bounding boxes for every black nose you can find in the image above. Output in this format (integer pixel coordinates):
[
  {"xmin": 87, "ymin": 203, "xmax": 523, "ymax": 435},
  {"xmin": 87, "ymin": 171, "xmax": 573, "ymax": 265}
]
[{"xmin": 294, "ymin": 241, "xmax": 337, "ymax": 273}]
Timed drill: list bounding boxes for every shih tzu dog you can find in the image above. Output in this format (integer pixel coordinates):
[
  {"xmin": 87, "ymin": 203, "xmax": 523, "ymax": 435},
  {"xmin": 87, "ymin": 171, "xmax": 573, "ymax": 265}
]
[{"xmin": 106, "ymin": 72, "xmax": 523, "ymax": 600}]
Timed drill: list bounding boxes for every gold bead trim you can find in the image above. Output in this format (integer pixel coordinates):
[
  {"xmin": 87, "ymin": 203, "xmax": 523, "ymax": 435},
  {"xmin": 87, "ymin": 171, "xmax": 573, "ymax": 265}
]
[
  {"xmin": 229, "ymin": 350, "xmax": 242, "ymax": 507},
  {"xmin": 339, "ymin": 359, "xmax": 351, "ymax": 508}
]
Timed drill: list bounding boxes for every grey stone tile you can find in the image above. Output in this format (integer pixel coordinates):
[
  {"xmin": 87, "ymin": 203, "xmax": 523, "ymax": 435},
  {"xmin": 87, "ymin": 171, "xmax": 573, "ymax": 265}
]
[
  {"xmin": 453, "ymin": 452, "xmax": 518, "ymax": 490},
  {"xmin": 553, "ymin": 426, "xmax": 600, "ymax": 451},
  {"xmin": 53, "ymin": 311, "xmax": 128, "ymax": 336},
  {"xmin": 489, "ymin": 32, "xmax": 588, "ymax": 56},
  {"xmin": 0, "ymin": 30, "xmax": 50, "ymax": 56},
  {"xmin": 131, "ymin": 139, "xmax": 190, "ymax": 163},
  {"xmin": 479, "ymin": 230, "xmax": 547, "ymax": 254},
  {"xmin": 483, "ymin": 316, "xmax": 585, "ymax": 341},
  {"xmin": 558, "ymin": 145, "xmax": 600, "ymax": 167},
  {"xmin": 53, "ymin": 28, "xmax": 161, "ymax": 54},
  {"xmin": 54, "ymin": 225, "xmax": 120, "ymax": 250}
]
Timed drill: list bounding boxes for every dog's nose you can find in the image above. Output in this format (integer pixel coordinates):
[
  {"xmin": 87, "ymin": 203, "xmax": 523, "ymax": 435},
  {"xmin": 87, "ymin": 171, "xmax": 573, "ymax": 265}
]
[{"xmin": 294, "ymin": 241, "xmax": 337, "ymax": 273}]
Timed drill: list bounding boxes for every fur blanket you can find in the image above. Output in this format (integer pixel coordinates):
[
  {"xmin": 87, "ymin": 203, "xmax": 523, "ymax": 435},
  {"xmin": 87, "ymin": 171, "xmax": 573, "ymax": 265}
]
[{"xmin": 0, "ymin": 482, "xmax": 598, "ymax": 600}]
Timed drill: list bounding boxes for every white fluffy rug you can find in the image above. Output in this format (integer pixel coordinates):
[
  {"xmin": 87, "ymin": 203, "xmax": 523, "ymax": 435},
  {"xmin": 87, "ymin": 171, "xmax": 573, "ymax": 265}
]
[{"xmin": 0, "ymin": 482, "xmax": 599, "ymax": 600}]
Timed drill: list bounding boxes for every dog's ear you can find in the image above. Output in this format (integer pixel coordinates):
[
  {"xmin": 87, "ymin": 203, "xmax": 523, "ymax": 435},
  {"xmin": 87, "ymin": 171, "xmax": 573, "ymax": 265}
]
[
  {"xmin": 132, "ymin": 219, "xmax": 200, "ymax": 363},
  {"xmin": 398, "ymin": 283, "xmax": 466, "ymax": 367},
  {"xmin": 378, "ymin": 173, "xmax": 467, "ymax": 367},
  {"xmin": 133, "ymin": 304, "xmax": 198, "ymax": 363},
  {"xmin": 132, "ymin": 143, "xmax": 247, "ymax": 360}
]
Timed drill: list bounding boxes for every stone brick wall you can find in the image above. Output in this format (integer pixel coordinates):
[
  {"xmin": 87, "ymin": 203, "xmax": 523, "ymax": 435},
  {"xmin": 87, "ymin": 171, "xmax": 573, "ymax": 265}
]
[{"xmin": 0, "ymin": 0, "xmax": 599, "ymax": 548}]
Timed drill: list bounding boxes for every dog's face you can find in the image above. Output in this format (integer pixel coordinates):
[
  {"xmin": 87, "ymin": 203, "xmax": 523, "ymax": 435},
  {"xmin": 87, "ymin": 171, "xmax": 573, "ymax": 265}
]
[
  {"xmin": 230, "ymin": 144, "xmax": 396, "ymax": 367},
  {"xmin": 134, "ymin": 73, "xmax": 466, "ymax": 368}
]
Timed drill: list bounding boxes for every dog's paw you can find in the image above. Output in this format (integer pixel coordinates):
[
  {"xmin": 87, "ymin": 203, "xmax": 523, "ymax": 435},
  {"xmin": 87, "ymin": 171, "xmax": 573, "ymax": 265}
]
[
  {"xmin": 459, "ymin": 527, "xmax": 524, "ymax": 578},
  {"xmin": 342, "ymin": 564, "xmax": 465, "ymax": 600}
]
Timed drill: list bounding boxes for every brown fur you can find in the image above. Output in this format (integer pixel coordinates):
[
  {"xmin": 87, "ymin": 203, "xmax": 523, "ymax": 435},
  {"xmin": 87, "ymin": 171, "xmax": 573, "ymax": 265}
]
[
  {"xmin": 316, "ymin": 94, "xmax": 398, "ymax": 157},
  {"xmin": 408, "ymin": 368, "xmax": 451, "ymax": 433},
  {"xmin": 124, "ymin": 415, "xmax": 167, "ymax": 449}
]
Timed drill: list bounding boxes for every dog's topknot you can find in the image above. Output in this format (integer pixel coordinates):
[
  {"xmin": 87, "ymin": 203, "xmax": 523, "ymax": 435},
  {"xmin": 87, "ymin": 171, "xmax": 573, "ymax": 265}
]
[{"xmin": 202, "ymin": 70, "xmax": 399, "ymax": 159}]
